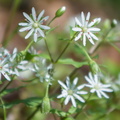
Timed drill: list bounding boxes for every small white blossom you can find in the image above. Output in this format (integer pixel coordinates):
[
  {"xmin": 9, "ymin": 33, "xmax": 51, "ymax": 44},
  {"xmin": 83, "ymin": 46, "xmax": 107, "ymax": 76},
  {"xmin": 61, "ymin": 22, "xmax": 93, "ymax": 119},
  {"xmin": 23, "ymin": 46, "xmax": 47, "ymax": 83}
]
[
  {"xmin": 72, "ymin": 12, "xmax": 101, "ymax": 46},
  {"xmin": 30, "ymin": 58, "xmax": 53, "ymax": 84},
  {"xmin": 19, "ymin": 7, "xmax": 50, "ymax": 42},
  {"xmin": 85, "ymin": 72, "xmax": 113, "ymax": 99},
  {"xmin": 0, "ymin": 48, "xmax": 10, "ymax": 81},
  {"xmin": 57, "ymin": 77, "xmax": 87, "ymax": 107}
]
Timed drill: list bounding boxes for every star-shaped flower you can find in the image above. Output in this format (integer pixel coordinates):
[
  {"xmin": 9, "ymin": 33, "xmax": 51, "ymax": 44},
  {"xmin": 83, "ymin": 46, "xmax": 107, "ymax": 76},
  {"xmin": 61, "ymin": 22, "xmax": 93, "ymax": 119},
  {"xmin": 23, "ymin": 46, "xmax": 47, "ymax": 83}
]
[
  {"xmin": 72, "ymin": 12, "xmax": 101, "ymax": 46},
  {"xmin": 85, "ymin": 72, "xmax": 113, "ymax": 98},
  {"xmin": 57, "ymin": 77, "xmax": 87, "ymax": 107},
  {"xmin": 19, "ymin": 7, "xmax": 50, "ymax": 42}
]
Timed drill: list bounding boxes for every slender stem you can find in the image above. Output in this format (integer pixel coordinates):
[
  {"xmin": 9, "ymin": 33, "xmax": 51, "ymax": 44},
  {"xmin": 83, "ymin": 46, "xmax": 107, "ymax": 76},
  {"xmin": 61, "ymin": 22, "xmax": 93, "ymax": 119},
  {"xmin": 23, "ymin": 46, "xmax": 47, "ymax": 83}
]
[
  {"xmin": 24, "ymin": 40, "xmax": 34, "ymax": 53},
  {"xmin": 0, "ymin": 95, "xmax": 6, "ymax": 120},
  {"xmin": 109, "ymin": 42, "xmax": 120, "ymax": 53},
  {"xmin": 26, "ymin": 105, "xmax": 41, "ymax": 120},
  {"xmin": 0, "ymin": 80, "xmax": 13, "ymax": 93},
  {"xmin": 55, "ymin": 34, "xmax": 76, "ymax": 63},
  {"xmin": 44, "ymin": 38, "xmax": 54, "ymax": 63},
  {"xmin": 47, "ymin": 16, "xmax": 57, "ymax": 26},
  {"xmin": 74, "ymin": 93, "xmax": 92, "ymax": 118},
  {"xmin": 75, "ymin": 42, "xmax": 92, "ymax": 62}
]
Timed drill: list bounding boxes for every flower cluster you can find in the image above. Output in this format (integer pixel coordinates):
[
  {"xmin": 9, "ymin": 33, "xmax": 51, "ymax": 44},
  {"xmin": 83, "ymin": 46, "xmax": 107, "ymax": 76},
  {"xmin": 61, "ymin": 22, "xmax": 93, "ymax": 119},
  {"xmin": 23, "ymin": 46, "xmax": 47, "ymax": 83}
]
[
  {"xmin": 0, "ymin": 48, "xmax": 28, "ymax": 81},
  {"xmin": 19, "ymin": 7, "xmax": 50, "ymax": 42},
  {"xmin": 72, "ymin": 12, "xmax": 101, "ymax": 46}
]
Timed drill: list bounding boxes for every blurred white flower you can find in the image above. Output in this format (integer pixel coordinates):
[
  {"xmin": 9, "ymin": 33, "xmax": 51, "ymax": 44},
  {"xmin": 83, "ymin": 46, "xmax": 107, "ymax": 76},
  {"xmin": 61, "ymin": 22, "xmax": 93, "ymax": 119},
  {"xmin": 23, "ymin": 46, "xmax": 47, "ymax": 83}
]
[
  {"xmin": 30, "ymin": 58, "xmax": 53, "ymax": 84},
  {"xmin": 72, "ymin": 12, "xmax": 101, "ymax": 46},
  {"xmin": 19, "ymin": 7, "xmax": 50, "ymax": 42},
  {"xmin": 57, "ymin": 77, "xmax": 87, "ymax": 107},
  {"xmin": 85, "ymin": 72, "xmax": 113, "ymax": 98}
]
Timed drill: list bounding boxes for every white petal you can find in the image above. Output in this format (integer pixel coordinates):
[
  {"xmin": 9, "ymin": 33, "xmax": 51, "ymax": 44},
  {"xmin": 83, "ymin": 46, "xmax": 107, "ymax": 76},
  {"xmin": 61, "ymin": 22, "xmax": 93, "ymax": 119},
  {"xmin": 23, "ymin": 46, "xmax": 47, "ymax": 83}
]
[
  {"xmin": 89, "ymin": 32, "xmax": 99, "ymax": 40},
  {"xmin": 57, "ymin": 94, "xmax": 64, "ymax": 98},
  {"xmin": 88, "ymin": 28, "xmax": 100, "ymax": 32},
  {"xmin": 75, "ymin": 32, "xmax": 82, "ymax": 41},
  {"xmin": 77, "ymin": 84, "xmax": 85, "ymax": 90},
  {"xmin": 23, "ymin": 12, "xmax": 33, "ymax": 23},
  {"xmin": 34, "ymin": 32, "xmax": 38, "ymax": 42},
  {"xmin": 72, "ymin": 27, "xmax": 81, "ymax": 32},
  {"xmin": 100, "ymin": 91, "xmax": 109, "ymax": 98},
  {"xmin": 41, "ymin": 16, "xmax": 49, "ymax": 23},
  {"xmin": 81, "ymin": 12, "xmax": 85, "ymax": 26},
  {"xmin": 19, "ymin": 22, "xmax": 28, "ymax": 26},
  {"xmin": 73, "ymin": 77, "xmax": 78, "ymax": 86},
  {"xmin": 19, "ymin": 26, "xmax": 32, "ymax": 32},
  {"xmin": 83, "ymin": 33, "xmax": 86, "ymax": 46},
  {"xmin": 40, "ymin": 25, "xmax": 50, "ymax": 30},
  {"xmin": 64, "ymin": 96, "xmax": 70, "ymax": 105},
  {"xmin": 77, "ymin": 91, "xmax": 87, "ymax": 95},
  {"xmin": 37, "ymin": 28, "xmax": 45, "ymax": 37},
  {"xmin": 58, "ymin": 80, "xmax": 68, "ymax": 90},
  {"xmin": 32, "ymin": 7, "xmax": 36, "ymax": 21},
  {"xmin": 85, "ymin": 12, "xmax": 90, "ymax": 26},
  {"xmin": 75, "ymin": 17, "xmax": 82, "ymax": 27},
  {"xmin": 71, "ymin": 96, "xmax": 76, "ymax": 107},
  {"xmin": 96, "ymin": 90, "xmax": 102, "ymax": 98},
  {"xmin": 37, "ymin": 10, "xmax": 45, "ymax": 21},
  {"xmin": 73, "ymin": 94, "xmax": 85, "ymax": 103},
  {"xmin": 25, "ymin": 29, "xmax": 34, "ymax": 39},
  {"xmin": 86, "ymin": 33, "xmax": 95, "ymax": 45},
  {"xmin": 2, "ymin": 71, "xmax": 10, "ymax": 81},
  {"xmin": 101, "ymin": 88, "xmax": 113, "ymax": 92}
]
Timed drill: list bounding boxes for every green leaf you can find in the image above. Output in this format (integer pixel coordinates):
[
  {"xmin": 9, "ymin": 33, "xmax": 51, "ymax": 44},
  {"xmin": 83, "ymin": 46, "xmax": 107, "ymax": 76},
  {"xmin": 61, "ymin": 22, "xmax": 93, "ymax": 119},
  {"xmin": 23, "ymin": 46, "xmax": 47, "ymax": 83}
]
[
  {"xmin": 50, "ymin": 109, "xmax": 68, "ymax": 117},
  {"xmin": 70, "ymin": 26, "xmax": 75, "ymax": 38},
  {"xmin": 58, "ymin": 58, "xmax": 88, "ymax": 68},
  {"xmin": 68, "ymin": 106, "xmax": 77, "ymax": 114},
  {"xmin": 38, "ymin": 53, "xmax": 50, "ymax": 60},
  {"xmin": 0, "ymin": 97, "xmax": 42, "ymax": 109},
  {"xmin": 0, "ymin": 86, "xmax": 25, "ymax": 97}
]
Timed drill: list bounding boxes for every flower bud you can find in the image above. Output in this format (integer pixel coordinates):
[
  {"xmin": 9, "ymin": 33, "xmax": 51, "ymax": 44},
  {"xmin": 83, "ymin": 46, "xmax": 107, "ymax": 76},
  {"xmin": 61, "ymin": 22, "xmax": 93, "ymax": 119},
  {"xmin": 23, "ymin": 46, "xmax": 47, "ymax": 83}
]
[
  {"xmin": 41, "ymin": 96, "xmax": 51, "ymax": 114},
  {"xmin": 55, "ymin": 6, "xmax": 66, "ymax": 17},
  {"xmin": 111, "ymin": 19, "xmax": 117, "ymax": 28},
  {"xmin": 89, "ymin": 60, "xmax": 100, "ymax": 74}
]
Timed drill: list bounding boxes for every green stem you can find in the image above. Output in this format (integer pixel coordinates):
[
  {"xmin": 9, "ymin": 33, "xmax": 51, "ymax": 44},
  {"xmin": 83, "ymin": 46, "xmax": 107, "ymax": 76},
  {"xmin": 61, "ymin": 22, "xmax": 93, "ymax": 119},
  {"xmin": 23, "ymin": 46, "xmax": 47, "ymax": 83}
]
[
  {"xmin": 47, "ymin": 16, "xmax": 57, "ymax": 26},
  {"xmin": 74, "ymin": 93, "xmax": 92, "ymax": 118},
  {"xmin": 44, "ymin": 38, "xmax": 54, "ymax": 63},
  {"xmin": 109, "ymin": 42, "xmax": 120, "ymax": 53},
  {"xmin": 24, "ymin": 40, "xmax": 34, "ymax": 53},
  {"xmin": 0, "ymin": 95, "xmax": 6, "ymax": 120},
  {"xmin": 55, "ymin": 34, "xmax": 76, "ymax": 63},
  {"xmin": 75, "ymin": 42, "xmax": 92, "ymax": 62}
]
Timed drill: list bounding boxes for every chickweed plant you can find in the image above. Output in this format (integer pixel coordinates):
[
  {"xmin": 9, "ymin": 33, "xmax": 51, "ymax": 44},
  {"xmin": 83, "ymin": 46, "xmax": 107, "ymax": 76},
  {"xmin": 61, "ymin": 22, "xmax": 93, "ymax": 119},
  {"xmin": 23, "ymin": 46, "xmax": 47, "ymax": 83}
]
[{"xmin": 0, "ymin": 5, "xmax": 120, "ymax": 120}]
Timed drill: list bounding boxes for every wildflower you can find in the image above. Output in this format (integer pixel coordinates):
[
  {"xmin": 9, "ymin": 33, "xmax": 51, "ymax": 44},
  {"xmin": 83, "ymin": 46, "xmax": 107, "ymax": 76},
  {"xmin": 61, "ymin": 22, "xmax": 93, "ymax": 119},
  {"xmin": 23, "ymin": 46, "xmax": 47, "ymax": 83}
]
[
  {"xmin": 30, "ymin": 58, "xmax": 53, "ymax": 84},
  {"xmin": 0, "ymin": 48, "xmax": 10, "ymax": 81},
  {"xmin": 85, "ymin": 72, "xmax": 113, "ymax": 98},
  {"xmin": 57, "ymin": 77, "xmax": 87, "ymax": 107},
  {"xmin": 72, "ymin": 12, "xmax": 101, "ymax": 46},
  {"xmin": 19, "ymin": 7, "xmax": 50, "ymax": 42}
]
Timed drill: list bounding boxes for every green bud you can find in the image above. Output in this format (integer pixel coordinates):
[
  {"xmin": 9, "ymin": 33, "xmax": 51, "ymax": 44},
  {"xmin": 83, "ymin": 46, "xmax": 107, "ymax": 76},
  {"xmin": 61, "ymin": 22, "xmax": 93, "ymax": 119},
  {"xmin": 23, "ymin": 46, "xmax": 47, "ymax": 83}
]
[
  {"xmin": 55, "ymin": 6, "xmax": 66, "ymax": 17},
  {"xmin": 111, "ymin": 19, "xmax": 117, "ymax": 28},
  {"xmin": 41, "ymin": 96, "xmax": 51, "ymax": 114},
  {"xmin": 89, "ymin": 60, "xmax": 100, "ymax": 74}
]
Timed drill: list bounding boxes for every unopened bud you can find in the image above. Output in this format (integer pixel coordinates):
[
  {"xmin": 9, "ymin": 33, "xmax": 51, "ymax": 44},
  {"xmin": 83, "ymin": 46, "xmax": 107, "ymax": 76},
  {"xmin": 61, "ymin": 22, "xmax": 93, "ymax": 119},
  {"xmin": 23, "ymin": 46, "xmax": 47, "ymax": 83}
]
[
  {"xmin": 111, "ymin": 19, "xmax": 117, "ymax": 28},
  {"xmin": 41, "ymin": 96, "xmax": 51, "ymax": 114},
  {"xmin": 55, "ymin": 6, "xmax": 66, "ymax": 17},
  {"xmin": 89, "ymin": 60, "xmax": 100, "ymax": 74}
]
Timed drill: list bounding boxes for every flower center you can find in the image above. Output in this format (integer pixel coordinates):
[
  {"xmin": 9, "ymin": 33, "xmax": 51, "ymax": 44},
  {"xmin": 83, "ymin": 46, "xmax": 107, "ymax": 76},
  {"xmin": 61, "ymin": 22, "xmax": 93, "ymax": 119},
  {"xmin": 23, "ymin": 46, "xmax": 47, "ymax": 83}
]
[
  {"xmin": 94, "ymin": 84, "xmax": 100, "ymax": 90},
  {"xmin": 82, "ymin": 27, "xmax": 88, "ymax": 33},
  {"xmin": 68, "ymin": 89, "xmax": 73, "ymax": 95},
  {"xmin": 33, "ymin": 22, "xmax": 39, "ymax": 28}
]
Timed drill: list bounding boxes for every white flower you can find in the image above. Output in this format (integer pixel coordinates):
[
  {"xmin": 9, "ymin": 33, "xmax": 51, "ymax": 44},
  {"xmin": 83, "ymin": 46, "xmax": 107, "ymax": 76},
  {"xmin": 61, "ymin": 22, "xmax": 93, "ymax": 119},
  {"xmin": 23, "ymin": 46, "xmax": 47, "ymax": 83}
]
[
  {"xmin": 30, "ymin": 58, "xmax": 53, "ymax": 84},
  {"xmin": 19, "ymin": 7, "xmax": 50, "ymax": 42},
  {"xmin": 0, "ymin": 48, "xmax": 10, "ymax": 81},
  {"xmin": 57, "ymin": 77, "xmax": 87, "ymax": 107},
  {"xmin": 85, "ymin": 72, "xmax": 113, "ymax": 98},
  {"xmin": 72, "ymin": 12, "xmax": 101, "ymax": 46}
]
